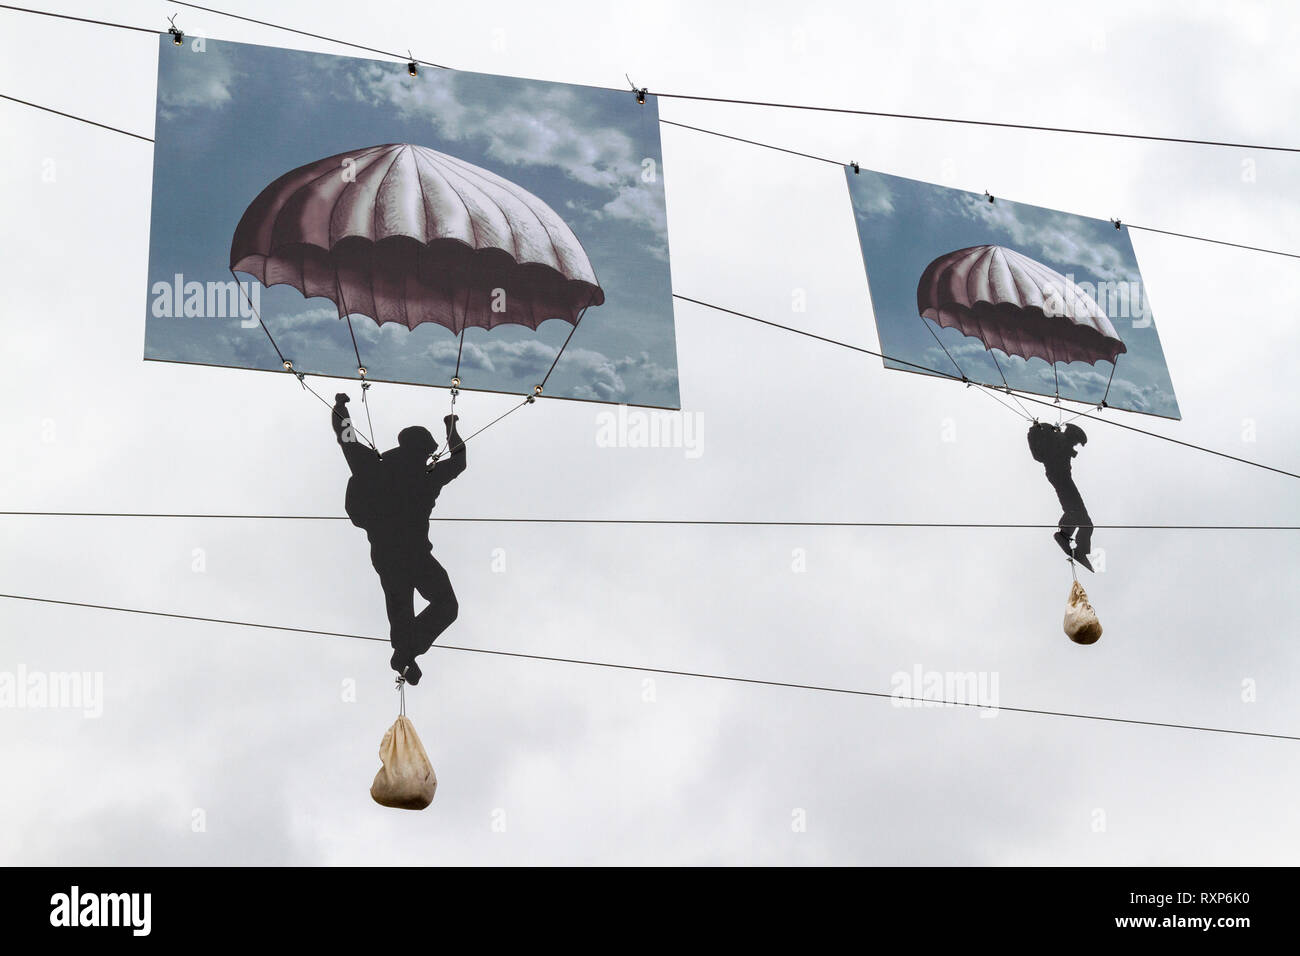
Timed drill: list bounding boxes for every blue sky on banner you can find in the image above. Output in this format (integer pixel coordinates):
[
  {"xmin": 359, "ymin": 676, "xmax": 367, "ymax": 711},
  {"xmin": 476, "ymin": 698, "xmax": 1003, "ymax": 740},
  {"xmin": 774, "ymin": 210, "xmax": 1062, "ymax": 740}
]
[
  {"xmin": 847, "ymin": 169, "xmax": 1180, "ymax": 419},
  {"xmin": 144, "ymin": 36, "xmax": 679, "ymax": 408}
]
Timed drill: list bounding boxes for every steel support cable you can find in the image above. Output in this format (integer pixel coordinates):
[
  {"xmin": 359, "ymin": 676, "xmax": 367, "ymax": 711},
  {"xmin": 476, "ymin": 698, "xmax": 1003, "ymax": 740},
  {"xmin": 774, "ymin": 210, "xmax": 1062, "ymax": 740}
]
[
  {"xmin": 672, "ymin": 293, "xmax": 1300, "ymax": 481},
  {"xmin": 167, "ymin": 0, "xmax": 453, "ymax": 69},
  {"xmin": 0, "ymin": 92, "xmax": 154, "ymax": 141},
  {"xmin": 649, "ymin": 89, "xmax": 1300, "ymax": 154},
  {"xmin": 0, "ymin": 4, "xmax": 156, "ymax": 33},
  {"xmin": 2, "ymin": 17, "xmax": 1297, "ymax": 475},
  {"xmin": 18, "ymin": 0, "xmax": 1293, "ymax": 153},
  {"xmin": 0, "ymin": 90, "xmax": 1289, "ymax": 480},
  {"xmin": 0, "ymin": 512, "xmax": 1295, "ymax": 530},
  {"xmin": 3, "ymin": 86, "xmax": 1299, "ymax": 261},
  {"xmin": 661, "ymin": 121, "xmax": 1300, "ymax": 263},
  {"xmin": 2, "ymin": 591, "xmax": 1297, "ymax": 742}
]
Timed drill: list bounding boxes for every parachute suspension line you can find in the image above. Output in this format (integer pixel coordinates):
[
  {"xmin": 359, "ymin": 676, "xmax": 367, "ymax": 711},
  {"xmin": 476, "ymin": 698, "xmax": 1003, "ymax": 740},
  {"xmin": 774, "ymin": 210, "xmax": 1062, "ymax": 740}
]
[
  {"xmin": 359, "ymin": 375, "xmax": 378, "ymax": 455},
  {"xmin": 1047, "ymin": 341, "xmax": 1063, "ymax": 425},
  {"xmin": 453, "ymin": 327, "xmax": 467, "ymax": 381},
  {"xmin": 1053, "ymin": 367, "xmax": 1063, "ymax": 425},
  {"xmin": 539, "ymin": 299, "xmax": 593, "ymax": 391},
  {"xmin": 449, "ymin": 287, "xmax": 471, "ymax": 417},
  {"xmin": 916, "ymin": 314, "xmax": 966, "ymax": 381},
  {"xmin": 430, "ymin": 395, "xmax": 532, "ymax": 463},
  {"xmin": 916, "ymin": 313, "xmax": 1027, "ymax": 422},
  {"xmin": 292, "ymin": 366, "xmax": 378, "ymax": 449},
  {"xmin": 341, "ymin": 305, "xmax": 363, "ymax": 371},
  {"xmin": 452, "ymin": 286, "xmax": 473, "ymax": 414},
  {"xmin": 986, "ymin": 348, "xmax": 1035, "ymax": 420},
  {"xmin": 228, "ymin": 268, "xmax": 376, "ymax": 450},
  {"xmin": 335, "ymin": 272, "xmax": 380, "ymax": 455},
  {"xmin": 1064, "ymin": 356, "xmax": 1122, "ymax": 426},
  {"xmin": 230, "ymin": 268, "xmax": 288, "ymax": 368},
  {"xmin": 972, "ymin": 382, "xmax": 1032, "ymax": 421},
  {"xmin": 1101, "ymin": 355, "xmax": 1120, "ymax": 408}
]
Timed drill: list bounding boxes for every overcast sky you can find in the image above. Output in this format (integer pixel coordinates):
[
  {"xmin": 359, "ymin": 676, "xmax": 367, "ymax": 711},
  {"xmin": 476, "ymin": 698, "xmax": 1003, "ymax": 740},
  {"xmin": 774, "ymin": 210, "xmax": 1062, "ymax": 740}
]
[{"xmin": 1, "ymin": 0, "xmax": 1298, "ymax": 865}]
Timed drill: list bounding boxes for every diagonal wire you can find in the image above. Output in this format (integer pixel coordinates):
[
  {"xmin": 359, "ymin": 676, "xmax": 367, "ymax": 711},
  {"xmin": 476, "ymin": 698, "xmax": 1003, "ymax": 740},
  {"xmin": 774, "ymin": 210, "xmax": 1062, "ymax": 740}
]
[
  {"xmin": 670, "ymin": 294, "xmax": 943, "ymax": 376},
  {"xmin": 2, "ymin": 591, "xmax": 1298, "ymax": 742},
  {"xmin": 2, "ymin": 83, "xmax": 1298, "ymax": 263},
  {"xmin": 16, "ymin": 0, "xmax": 1298, "ymax": 155},
  {"xmin": 431, "ymin": 396, "xmax": 532, "ymax": 462},
  {"xmin": 167, "ymin": 0, "xmax": 453, "ymax": 69},
  {"xmin": 1127, "ymin": 223, "xmax": 1300, "ymax": 261},
  {"xmin": 673, "ymin": 293, "xmax": 1300, "ymax": 481},
  {"xmin": 539, "ymin": 300, "xmax": 594, "ymax": 390},
  {"xmin": 661, "ymin": 121, "xmax": 1300, "ymax": 263},
  {"xmin": 0, "ymin": 3, "xmax": 157, "ymax": 33},
  {"xmin": 649, "ymin": 89, "xmax": 1300, "ymax": 154},
  {"xmin": 0, "ymin": 92, "xmax": 153, "ymax": 141},
  {"xmin": 659, "ymin": 118, "xmax": 844, "ymax": 166},
  {"xmin": 916, "ymin": 312, "xmax": 967, "ymax": 380},
  {"xmin": 972, "ymin": 382, "xmax": 1034, "ymax": 422}
]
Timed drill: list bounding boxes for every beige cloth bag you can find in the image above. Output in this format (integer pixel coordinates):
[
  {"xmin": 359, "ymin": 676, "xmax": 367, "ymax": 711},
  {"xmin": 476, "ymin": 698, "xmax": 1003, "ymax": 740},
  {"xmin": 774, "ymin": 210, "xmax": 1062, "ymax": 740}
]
[
  {"xmin": 1063, "ymin": 580, "xmax": 1102, "ymax": 645},
  {"xmin": 371, "ymin": 715, "xmax": 437, "ymax": 810}
]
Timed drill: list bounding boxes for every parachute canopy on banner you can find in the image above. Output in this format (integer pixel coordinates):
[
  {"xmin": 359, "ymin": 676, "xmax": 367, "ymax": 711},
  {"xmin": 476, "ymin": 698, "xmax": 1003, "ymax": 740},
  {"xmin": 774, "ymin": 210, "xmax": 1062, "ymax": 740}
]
[
  {"xmin": 229, "ymin": 143, "xmax": 605, "ymax": 334},
  {"xmin": 918, "ymin": 244, "xmax": 1127, "ymax": 367},
  {"xmin": 144, "ymin": 36, "xmax": 679, "ymax": 409},
  {"xmin": 845, "ymin": 168, "xmax": 1180, "ymax": 419}
]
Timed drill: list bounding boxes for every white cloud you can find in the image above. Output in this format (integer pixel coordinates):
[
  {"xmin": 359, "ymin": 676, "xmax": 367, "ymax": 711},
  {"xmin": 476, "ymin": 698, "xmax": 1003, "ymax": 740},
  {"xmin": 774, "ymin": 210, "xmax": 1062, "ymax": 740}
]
[
  {"xmin": 851, "ymin": 170, "xmax": 896, "ymax": 220},
  {"xmin": 158, "ymin": 45, "xmax": 239, "ymax": 118},
  {"xmin": 958, "ymin": 194, "xmax": 1131, "ymax": 281},
  {"xmin": 341, "ymin": 68, "xmax": 667, "ymax": 236}
]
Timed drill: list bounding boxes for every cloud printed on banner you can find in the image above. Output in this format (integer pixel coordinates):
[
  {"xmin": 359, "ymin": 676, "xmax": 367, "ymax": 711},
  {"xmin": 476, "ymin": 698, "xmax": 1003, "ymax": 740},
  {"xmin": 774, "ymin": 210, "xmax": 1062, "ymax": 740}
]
[
  {"xmin": 422, "ymin": 338, "xmax": 677, "ymax": 403},
  {"xmin": 956, "ymin": 195, "xmax": 1130, "ymax": 282},
  {"xmin": 157, "ymin": 46, "xmax": 667, "ymax": 239},
  {"xmin": 340, "ymin": 65, "xmax": 667, "ymax": 237},
  {"xmin": 207, "ymin": 302, "xmax": 678, "ymax": 405},
  {"xmin": 157, "ymin": 45, "xmax": 240, "ymax": 119},
  {"xmin": 849, "ymin": 171, "xmax": 896, "ymax": 221}
]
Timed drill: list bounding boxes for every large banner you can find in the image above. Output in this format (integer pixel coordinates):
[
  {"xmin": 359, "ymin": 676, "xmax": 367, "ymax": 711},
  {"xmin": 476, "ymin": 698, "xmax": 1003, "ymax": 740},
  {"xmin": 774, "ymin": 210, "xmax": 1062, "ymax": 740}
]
[
  {"xmin": 845, "ymin": 169, "xmax": 1180, "ymax": 419},
  {"xmin": 144, "ymin": 36, "xmax": 679, "ymax": 409}
]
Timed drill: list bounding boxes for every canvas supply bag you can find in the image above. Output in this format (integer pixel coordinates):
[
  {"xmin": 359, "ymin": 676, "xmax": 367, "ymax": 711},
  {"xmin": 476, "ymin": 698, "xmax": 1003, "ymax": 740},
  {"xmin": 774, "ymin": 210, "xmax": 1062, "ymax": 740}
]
[
  {"xmin": 371, "ymin": 714, "xmax": 437, "ymax": 810},
  {"xmin": 1063, "ymin": 580, "xmax": 1102, "ymax": 645}
]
